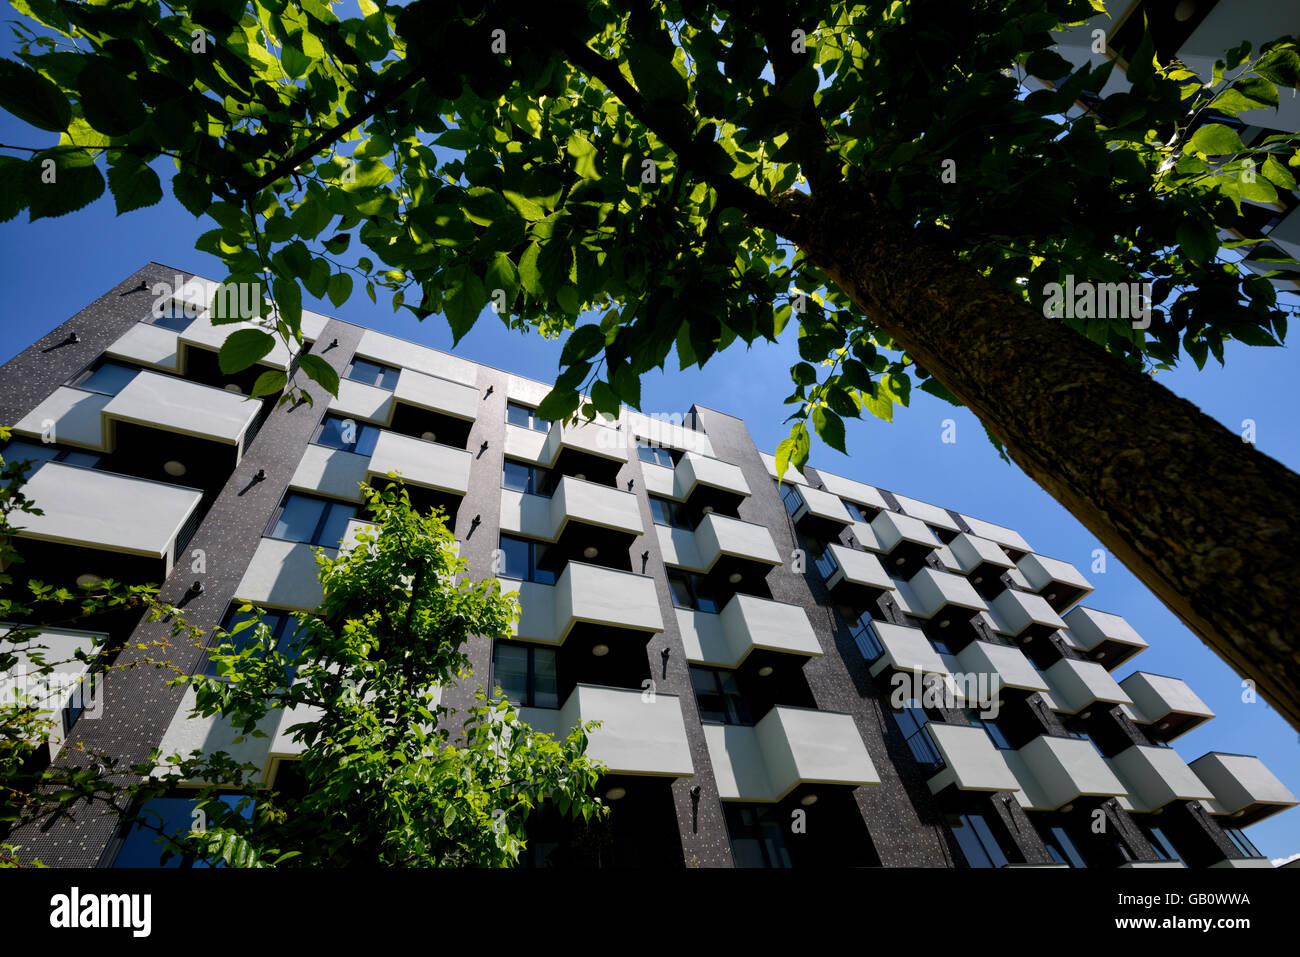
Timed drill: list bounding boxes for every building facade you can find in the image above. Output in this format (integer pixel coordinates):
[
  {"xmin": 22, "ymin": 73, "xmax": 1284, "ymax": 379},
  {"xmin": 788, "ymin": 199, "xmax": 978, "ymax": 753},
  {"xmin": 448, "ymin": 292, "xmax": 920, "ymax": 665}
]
[{"xmin": 1, "ymin": 263, "xmax": 1294, "ymax": 868}]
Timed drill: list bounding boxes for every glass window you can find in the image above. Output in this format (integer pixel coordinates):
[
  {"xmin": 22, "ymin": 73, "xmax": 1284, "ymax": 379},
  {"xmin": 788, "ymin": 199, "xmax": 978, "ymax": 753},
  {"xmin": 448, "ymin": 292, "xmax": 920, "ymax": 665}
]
[
  {"xmin": 724, "ymin": 804, "xmax": 792, "ymax": 868},
  {"xmin": 844, "ymin": 501, "xmax": 874, "ymax": 522},
  {"xmin": 270, "ymin": 494, "xmax": 357, "ymax": 546},
  {"xmin": 848, "ymin": 615, "xmax": 884, "ymax": 661},
  {"xmin": 947, "ymin": 811, "xmax": 1016, "ymax": 868},
  {"xmin": 497, "ymin": 534, "xmax": 557, "ymax": 585},
  {"xmin": 346, "ymin": 358, "xmax": 400, "ymax": 390},
  {"xmin": 73, "ymin": 361, "xmax": 139, "ymax": 396},
  {"xmin": 147, "ymin": 300, "xmax": 197, "ymax": 332},
  {"xmin": 1223, "ymin": 827, "xmax": 1263, "ymax": 859},
  {"xmin": 112, "ymin": 794, "xmax": 254, "ymax": 868},
  {"xmin": 813, "ymin": 544, "xmax": 839, "ymax": 580},
  {"xmin": 1141, "ymin": 822, "xmax": 1181, "ymax": 862},
  {"xmin": 779, "ymin": 482, "xmax": 804, "ymax": 517},
  {"xmin": 636, "ymin": 444, "xmax": 673, "ymax": 468},
  {"xmin": 207, "ymin": 607, "xmax": 307, "ymax": 678},
  {"xmin": 503, "ymin": 460, "xmax": 553, "ymax": 496},
  {"xmin": 894, "ymin": 699, "xmax": 943, "ymax": 769},
  {"xmin": 492, "ymin": 642, "xmax": 559, "ymax": 709},
  {"xmin": 666, "ymin": 572, "xmax": 718, "ymax": 613},
  {"xmin": 314, "ymin": 414, "xmax": 381, "ymax": 456},
  {"xmin": 506, "ymin": 401, "xmax": 549, "ymax": 432},
  {"xmin": 1042, "ymin": 824, "xmax": 1088, "ymax": 868},
  {"xmin": 965, "ymin": 708, "xmax": 1013, "ymax": 749},
  {"xmin": 2, "ymin": 440, "xmax": 101, "ymax": 479},
  {"xmin": 648, "ymin": 496, "xmax": 689, "ymax": 529},
  {"xmin": 690, "ymin": 666, "xmax": 752, "ymax": 726}
]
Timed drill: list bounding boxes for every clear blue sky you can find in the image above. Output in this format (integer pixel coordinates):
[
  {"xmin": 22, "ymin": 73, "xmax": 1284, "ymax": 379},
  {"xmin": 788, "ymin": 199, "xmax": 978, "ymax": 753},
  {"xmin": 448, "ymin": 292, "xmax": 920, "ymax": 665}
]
[{"xmin": 2, "ymin": 81, "xmax": 1298, "ymax": 863}]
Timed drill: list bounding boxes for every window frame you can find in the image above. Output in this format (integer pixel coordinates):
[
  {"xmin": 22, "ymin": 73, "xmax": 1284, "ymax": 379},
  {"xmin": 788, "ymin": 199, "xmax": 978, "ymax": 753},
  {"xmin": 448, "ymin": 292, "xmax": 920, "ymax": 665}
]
[
  {"xmin": 689, "ymin": 665, "xmax": 754, "ymax": 726},
  {"xmin": 666, "ymin": 571, "xmax": 720, "ymax": 613},
  {"xmin": 502, "ymin": 459, "xmax": 554, "ymax": 497},
  {"xmin": 506, "ymin": 401, "xmax": 550, "ymax": 433},
  {"xmin": 69, "ymin": 360, "xmax": 140, "ymax": 397},
  {"xmin": 345, "ymin": 357, "xmax": 400, "ymax": 391},
  {"xmin": 648, "ymin": 495, "xmax": 690, "ymax": 529},
  {"xmin": 206, "ymin": 606, "xmax": 307, "ymax": 678},
  {"xmin": 497, "ymin": 533, "xmax": 558, "ymax": 585},
  {"xmin": 266, "ymin": 493, "xmax": 358, "ymax": 547},
  {"xmin": 312, "ymin": 413, "xmax": 382, "ymax": 456},
  {"xmin": 635, "ymin": 444, "xmax": 674, "ymax": 468},
  {"xmin": 490, "ymin": 640, "xmax": 560, "ymax": 709},
  {"xmin": 144, "ymin": 299, "xmax": 199, "ymax": 333}
]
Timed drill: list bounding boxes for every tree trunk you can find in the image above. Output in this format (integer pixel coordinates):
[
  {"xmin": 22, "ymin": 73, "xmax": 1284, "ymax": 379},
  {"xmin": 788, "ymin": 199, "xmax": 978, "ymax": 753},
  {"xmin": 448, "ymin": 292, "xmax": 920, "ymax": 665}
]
[{"xmin": 780, "ymin": 186, "xmax": 1300, "ymax": 732}]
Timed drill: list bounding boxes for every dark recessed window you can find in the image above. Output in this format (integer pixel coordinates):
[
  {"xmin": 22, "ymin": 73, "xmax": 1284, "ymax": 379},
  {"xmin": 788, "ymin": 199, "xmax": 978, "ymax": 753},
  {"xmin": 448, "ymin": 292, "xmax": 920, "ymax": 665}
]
[
  {"xmin": 313, "ymin": 413, "xmax": 381, "ymax": 456},
  {"xmin": 690, "ymin": 666, "xmax": 753, "ymax": 726},
  {"xmin": 666, "ymin": 572, "xmax": 719, "ymax": 613},
  {"xmin": 497, "ymin": 534, "xmax": 557, "ymax": 585},
  {"xmin": 112, "ymin": 794, "xmax": 253, "ymax": 868},
  {"xmin": 492, "ymin": 641, "xmax": 560, "ymax": 709},
  {"xmin": 1223, "ymin": 827, "xmax": 1264, "ymax": 859},
  {"xmin": 648, "ymin": 496, "xmax": 690, "ymax": 529},
  {"xmin": 636, "ymin": 444, "xmax": 674, "ymax": 468},
  {"xmin": 71, "ymin": 360, "xmax": 139, "ymax": 397},
  {"xmin": 346, "ymin": 357, "xmax": 400, "ymax": 390},
  {"xmin": 843, "ymin": 501, "xmax": 874, "ymax": 522},
  {"xmin": 847, "ymin": 615, "xmax": 884, "ymax": 661},
  {"xmin": 2, "ymin": 440, "xmax": 101, "ymax": 479},
  {"xmin": 1042, "ymin": 824, "xmax": 1088, "ymax": 868},
  {"xmin": 893, "ymin": 699, "xmax": 943, "ymax": 770},
  {"xmin": 779, "ymin": 482, "xmax": 804, "ymax": 517},
  {"xmin": 1140, "ymin": 821, "xmax": 1182, "ymax": 863},
  {"xmin": 506, "ymin": 401, "xmax": 549, "ymax": 433},
  {"xmin": 965, "ymin": 708, "xmax": 1013, "ymax": 749},
  {"xmin": 207, "ymin": 606, "xmax": 307, "ymax": 678},
  {"xmin": 947, "ymin": 811, "xmax": 1019, "ymax": 869},
  {"xmin": 503, "ymin": 459, "xmax": 554, "ymax": 496},
  {"xmin": 929, "ymin": 636, "xmax": 953, "ymax": 655},
  {"xmin": 268, "ymin": 493, "xmax": 357, "ymax": 547},
  {"xmin": 724, "ymin": 804, "xmax": 792, "ymax": 868},
  {"xmin": 61, "ymin": 670, "xmax": 97, "ymax": 736},
  {"xmin": 146, "ymin": 301, "xmax": 198, "ymax": 333}
]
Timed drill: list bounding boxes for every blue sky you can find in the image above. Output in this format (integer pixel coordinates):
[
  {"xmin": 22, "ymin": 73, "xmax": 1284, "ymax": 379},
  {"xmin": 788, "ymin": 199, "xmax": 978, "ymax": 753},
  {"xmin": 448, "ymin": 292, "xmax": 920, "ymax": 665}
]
[{"xmin": 2, "ymin": 80, "xmax": 1299, "ymax": 863}]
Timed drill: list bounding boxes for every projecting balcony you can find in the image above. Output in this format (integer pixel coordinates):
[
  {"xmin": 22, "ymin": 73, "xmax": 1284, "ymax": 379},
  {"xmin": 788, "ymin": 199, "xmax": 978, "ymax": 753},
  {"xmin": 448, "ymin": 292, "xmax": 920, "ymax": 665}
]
[
  {"xmin": 660, "ymin": 513, "xmax": 782, "ymax": 594},
  {"xmin": 392, "ymin": 367, "xmax": 478, "ymax": 422},
  {"xmin": 288, "ymin": 446, "xmax": 369, "ymax": 503},
  {"xmin": 1005, "ymin": 735, "xmax": 1128, "ymax": 810},
  {"xmin": 1061, "ymin": 606, "xmax": 1148, "ymax": 670},
  {"xmin": 520, "ymin": 684, "xmax": 694, "ymax": 777},
  {"xmin": 781, "ymin": 483, "xmax": 853, "ymax": 539},
  {"xmin": 0, "ymin": 625, "xmax": 104, "ymax": 756},
  {"xmin": 233, "ymin": 538, "xmax": 333, "ymax": 611},
  {"xmin": 705, "ymin": 706, "xmax": 879, "ymax": 802},
  {"xmin": 955, "ymin": 641, "xmax": 1051, "ymax": 697},
  {"xmin": 1106, "ymin": 745, "xmax": 1214, "ymax": 811},
  {"xmin": 1042, "ymin": 657, "xmax": 1132, "ymax": 716},
  {"xmin": 990, "ymin": 588, "xmax": 1066, "ymax": 643},
  {"xmin": 870, "ymin": 509, "xmax": 941, "ymax": 577},
  {"xmin": 1014, "ymin": 553, "xmax": 1093, "ymax": 612},
  {"xmin": 367, "ymin": 431, "xmax": 472, "ymax": 497},
  {"xmin": 1189, "ymin": 753, "xmax": 1300, "ymax": 826},
  {"xmin": 12, "ymin": 462, "xmax": 202, "ymax": 585},
  {"xmin": 925, "ymin": 723, "xmax": 1021, "ymax": 794},
  {"xmin": 673, "ymin": 452, "xmax": 750, "ymax": 516},
  {"xmin": 504, "ymin": 562, "xmax": 664, "ymax": 646},
  {"xmin": 864, "ymin": 620, "xmax": 951, "ymax": 678},
  {"xmin": 540, "ymin": 417, "xmax": 626, "ymax": 487},
  {"xmin": 677, "ymin": 593, "xmax": 820, "ymax": 668},
  {"xmin": 1119, "ymin": 672, "xmax": 1215, "ymax": 741},
  {"xmin": 904, "ymin": 568, "xmax": 988, "ymax": 645},
  {"xmin": 501, "ymin": 477, "xmax": 644, "ymax": 570},
  {"xmin": 947, "ymin": 532, "xmax": 1016, "ymax": 598},
  {"xmin": 818, "ymin": 543, "xmax": 892, "ymax": 607}
]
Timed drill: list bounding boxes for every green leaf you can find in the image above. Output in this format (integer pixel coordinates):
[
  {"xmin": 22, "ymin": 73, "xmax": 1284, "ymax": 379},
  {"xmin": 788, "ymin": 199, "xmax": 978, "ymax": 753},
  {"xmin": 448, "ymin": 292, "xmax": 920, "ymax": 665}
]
[
  {"xmin": 485, "ymin": 253, "xmax": 519, "ymax": 312},
  {"xmin": 273, "ymin": 276, "xmax": 303, "ymax": 327},
  {"xmin": 0, "ymin": 58, "xmax": 70, "ymax": 131},
  {"xmin": 0, "ymin": 156, "xmax": 27, "ymax": 222},
  {"xmin": 172, "ymin": 172, "xmax": 211, "ymax": 218},
  {"xmin": 327, "ymin": 271, "xmax": 353, "ymax": 308},
  {"xmin": 77, "ymin": 59, "xmax": 146, "ymax": 136},
  {"xmin": 250, "ymin": 369, "xmax": 288, "ymax": 397},
  {"xmin": 444, "ymin": 270, "xmax": 486, "ymax": 343},
  {"xmin": 534, "ymin": 387, "xmax": 580, "ymax": 422},
  {"xmin": 627, "ymin": 45, "xmax": 688, "ymax": 102},
  {"xmin": 919, "ymin": 377, "xmax": 961, "ymax": 406},
  {"xmin": 1188, "ymin": 124, "xmax": 1244, "ymax": 157},
  {"xmin": 811, "ymin": 407, "xmax": 846, "ymax": 453},
  {"xmin": 29, "ymin": 151, "xmax": 104, "ymax": 221},
  {"xmin": 517, "ymin": 243, "xmax": 543, "ymax": 296},
  {"xmin": 218, "ymin": 328, "xmax": 275, "ymax": 374},
  {"xmin": 561, "ymin": 325, "xmax": 605, "ymax": 365},
  {"xmin": 299, "ymin": 353, "xmax": 340, "ymax": 396},
  {"xmin": 1176, "ymin": 218, "xmax": 1218, "ymax": 266},
  {"xmin": 106, "ymin": 156, "xmax": 163, "ymax": 214},
  {"xmin": 590, "ymin": 381, "xmax": 619, "ymax": 417},
  {"xmin": 1262, "ymin": 154, "xmax": 1297, "ymax": 190}
]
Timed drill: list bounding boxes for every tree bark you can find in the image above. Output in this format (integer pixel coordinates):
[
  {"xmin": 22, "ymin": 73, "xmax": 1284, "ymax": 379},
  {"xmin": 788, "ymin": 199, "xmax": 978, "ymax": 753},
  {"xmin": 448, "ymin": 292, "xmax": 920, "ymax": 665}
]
[{"xmin": 778, "ymin": 185, "xmax": 1300, "ymax": 732}]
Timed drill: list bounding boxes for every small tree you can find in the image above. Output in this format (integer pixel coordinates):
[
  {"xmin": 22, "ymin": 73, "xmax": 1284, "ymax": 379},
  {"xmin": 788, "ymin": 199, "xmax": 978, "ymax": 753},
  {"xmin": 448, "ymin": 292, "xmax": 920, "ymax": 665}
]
[{"xmin": 128, "ymin": 481, "xmax": 607, "ymax": 868}]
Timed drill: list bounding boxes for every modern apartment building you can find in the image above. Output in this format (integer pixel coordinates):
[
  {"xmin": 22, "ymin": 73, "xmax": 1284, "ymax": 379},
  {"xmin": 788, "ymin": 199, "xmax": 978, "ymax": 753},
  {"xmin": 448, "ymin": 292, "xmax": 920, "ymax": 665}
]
[{"xmin": 1, "ymin": 263, "xmax": 1294, "ymax": 869}]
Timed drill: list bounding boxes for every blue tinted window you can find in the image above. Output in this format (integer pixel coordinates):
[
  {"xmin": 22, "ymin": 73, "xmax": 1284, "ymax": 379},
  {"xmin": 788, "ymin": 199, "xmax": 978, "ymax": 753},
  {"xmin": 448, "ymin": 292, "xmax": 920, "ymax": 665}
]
[
  {"xmin": 113, "ymin": 794, "xmax": 253, "ymax": 868},
  {"xmin": 75, "ymin": 361, "xmax": 139, "ymax": 396},
  {"xmin": 147, "ymin": 301, "xmax": 197, "ymax": 332},
  {"xmin": 207, "ymin": 608, "xmax": 307, "ymax": 678},
  {"xmin": 498, "ymin": 534, "xmax": 556, "ymax": 585},
  {"xmin": 506, "ymin": 402, "xmax": 548, "ymax": 432},
  {"xmin": 636, "ymin": 444, "xmax": 673, "ymax": 467},
  {"xmin": 271, "ymin": 494, "xmax": 356, "ymax": 546},
  {"xmin": 346, "ymin": 358, "xmax": 399, "ymax": 390},
  {"xmin": 315, "ymin": 414, "xmax": 380, "ymax": 456}
]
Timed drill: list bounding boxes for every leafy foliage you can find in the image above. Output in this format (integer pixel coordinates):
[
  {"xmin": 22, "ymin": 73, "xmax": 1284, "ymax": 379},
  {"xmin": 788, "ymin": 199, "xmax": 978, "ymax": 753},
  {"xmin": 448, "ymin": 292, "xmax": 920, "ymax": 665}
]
[{"xmin": 1, "ymin": 0, "xmax": 1297, "ymax": 468}]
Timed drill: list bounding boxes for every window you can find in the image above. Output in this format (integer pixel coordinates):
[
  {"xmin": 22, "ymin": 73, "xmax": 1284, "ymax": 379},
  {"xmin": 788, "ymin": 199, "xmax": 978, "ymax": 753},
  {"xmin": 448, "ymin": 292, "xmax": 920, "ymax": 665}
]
[
  {"xmin": 843, "ymin": 501, "xmax": 874, "ymax": 522},
  {"xmin": 648, "ymin": 496, "xmax": 690, "ymax": 529},
  {"xmin": 112, "ymin": 794, "xmax": 253, "ymax": 868},
  {"xmin": 636, "ymin": 444, "xmax": 673, "ymax": 468},
  {"xmin": 1140, "ymin": 821, "xmax": 1182, "ymax": 862},
  {"xmin": 2, "ymin": 440, "xmax": 101, "ymax": 479},
  {"xmin": 1062, "ymin": 717, "xmax": 1106, "ymax": 756},
  {"xmin": 690, "ymin": 666, "xmax": 753, "ymax": 726},
  {"xmin": 947, "ymin": 811, "xmax": 1019, "ymax": 869},
  {"xmin": 497, "ymin": 534, "xmax": 557, "ymax": 585},
  {"xmin": 1042, "ymin": 824, "xmax": 1088, "ymax": 868},
  {"xmin": 492, "ymin": 642, "xmax": 559, "ymax": 709},
  {"xmin": 1223, "ymin": 827, "xmax": 1264, "ymax": 859},
  {"xmin": 269, "ymin": 493, "xmax": 357, "ymax": 547},
  {"xmin": 812, "ymin": 544, "xmax": 839, "ymax": 581},
  {"xmin": 506, "ymin": 401, "xmax": 549, "ymax": 433},
  {"xmin": 71, "ymin": 360, "xmax": 139, "ymax": 396},
  {"xmin": 503, "ymin": 459, "xmax": 554, "ymax": 496},
  {"xmin": 848, "ymin": 615, "xmax": 884, "ymax": 662},
  {"xmin": 61, "ymin": 671, "xmax": 97, "ymax": 736},
  {"xmin": 965, "ymin": 708, "xmax": 1013, "ymax": 749},
  {"xmin": 929, "ymin": 636, "xmax": 953, "ymax": 655},
  {"xmin": 724, "ymin": 804, "xmax": 792, "ymax": 868},
  {"xmin": 666, "ymin": 572, "xmax": 719, "ymax": 613},
  {"xmin": 313, "ymin": 413, "xmax": 381, "ymax": 456},
  {"xmin": 893, "ymin": 699, "xmax": 943, "ymax": 770},
  {"xmin": 779, "ymin": 482, "xmax": 804, "ymax": 517},
  {"xmin": 146, "ymin": 300, "xmax": 198, "ymax": 333},
  {"xmin": 207, "ymin": 606, "xmax": 308, "ymax": 678},
  {"xmin": 346, "ymin": 357, "xmax": 400, "ymax": 390}
]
